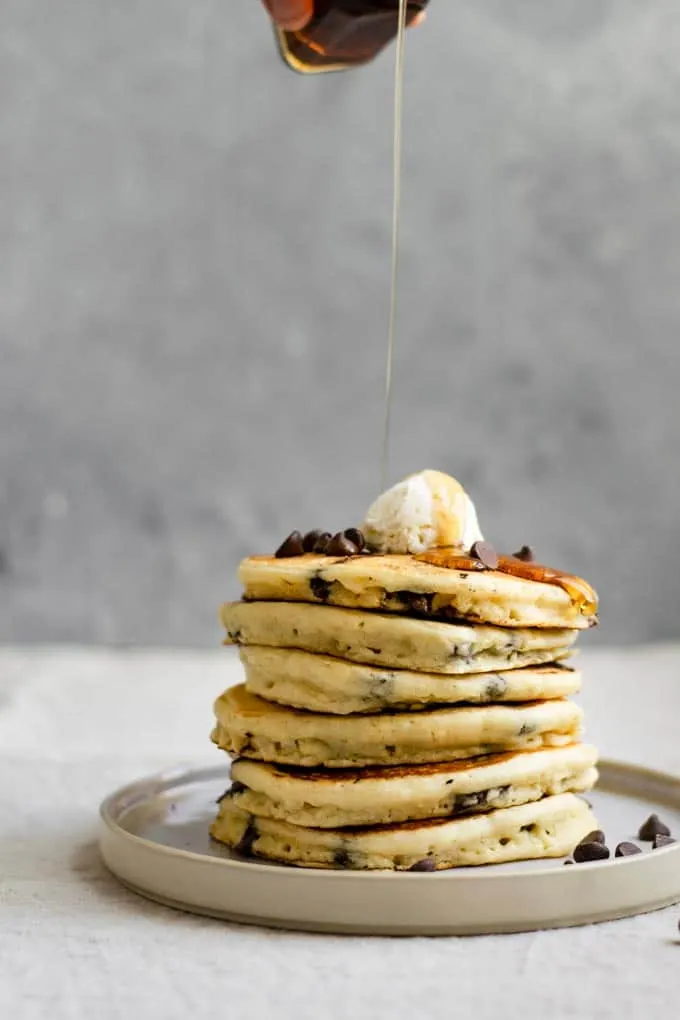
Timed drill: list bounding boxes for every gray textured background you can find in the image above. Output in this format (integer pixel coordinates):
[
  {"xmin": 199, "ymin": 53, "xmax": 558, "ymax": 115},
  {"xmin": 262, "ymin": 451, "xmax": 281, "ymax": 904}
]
[{"xmin": 1, "ymin": 1, "xmax": 679, "ymax": 647}]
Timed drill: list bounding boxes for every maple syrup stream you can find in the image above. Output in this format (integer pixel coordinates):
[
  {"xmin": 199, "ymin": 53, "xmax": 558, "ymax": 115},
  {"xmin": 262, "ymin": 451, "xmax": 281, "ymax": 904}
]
[
  {"xmin": 380, "ymin": 0, "xmax": 409, "ymax": 492},
  {"xmin": 377, "ymin": 6, "xmax": 596, "ymax": 618}
]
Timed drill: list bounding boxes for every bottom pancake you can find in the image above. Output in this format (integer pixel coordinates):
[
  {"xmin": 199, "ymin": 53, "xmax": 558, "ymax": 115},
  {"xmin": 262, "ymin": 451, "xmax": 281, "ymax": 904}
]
[
  {"xmin": 211, "ymin": 793, "xmax": 596, "ymax": 870},
  {"xmin": 224, "ymin": 743, "xmax": 598, "ymax": 828}
]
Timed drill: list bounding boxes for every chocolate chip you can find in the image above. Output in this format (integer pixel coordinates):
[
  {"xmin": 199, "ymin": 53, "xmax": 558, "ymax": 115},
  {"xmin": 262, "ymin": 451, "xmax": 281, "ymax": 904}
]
[
  {"xmin": 326, "ymin": 532, "xmax": 359, "ymax": 556},
  {"xmin": 216, "ymin": 780, "xmax": 247, "ymax": 803},
  {"xmin": 653, "ymin": 834, "xmax": 676, "ymax": 849},
  {"xmin": 563, "ymin": 859, "xmax": 574, "ymax": 866},
  {"xmin": 302, "ymin": 529, "xmax": 324, "ymax": 552},
  {"xmin": 573, "ymin": 841, "xmax": 610, "ymax": 863},
  {"xmin": 637, "ymin": 814, "xmax": 671, "ymax": 841},
  {"xmin": 615, "ymin": 842, "xmax": 642, "ymax": 857},
  {"xmin": 396, "ymin": 590, "xmax": 434, "ymax": 616},
  {"xmin": 333, "ymin": 846, "xmax": 353, "ymax": 869},
  {"xmin": 439, "ymin": 606, "xmax": 469, "ymax": 624},
  {"xmin": 313, "ymin": 532, "xmax": 332, "ymax": 554},
  {"xmin": 454, "ymin": 791, "xmax": 488, "ymax": 811},
  {"xmin": 470, "ymin": 540, "xmax": 499, "ymax": 569},
  {"xmin": 408, "ymin": 858, "xmax": 436, "ymax": 872},
  {"xmin": 512, "ymin": 545, "xmax": 535, "ymax": 562},
  {"xmin": 344, "ymin": 528, "xmax": 366, "ymax": 551},
  {"xmin": 235, "ymin": 819, "xmax": 258, "ymax": 857},
  {"xmin": 485, "ymin": 675, "xmax": 508, "ymax": 700},
  {"xmin": 583, "ymin": 829, "xmax": 606, "ymax": 845},
  {"xmin": 453, "ymin": 788, "xmax": 511, "ymax": 814},
  {"xmin": 310, "ymin": 576, "xmax": 331, "ymax": 602},
  {"xmin": 275, "ymin": 531, "xmax": 304, "ymax": 558}
]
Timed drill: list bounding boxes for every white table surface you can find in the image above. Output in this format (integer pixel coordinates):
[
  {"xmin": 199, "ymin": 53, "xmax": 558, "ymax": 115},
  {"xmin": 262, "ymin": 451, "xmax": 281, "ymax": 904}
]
[{"xmin": 1, "ymin": 643, "xmax": 679, "ymax": 1019}]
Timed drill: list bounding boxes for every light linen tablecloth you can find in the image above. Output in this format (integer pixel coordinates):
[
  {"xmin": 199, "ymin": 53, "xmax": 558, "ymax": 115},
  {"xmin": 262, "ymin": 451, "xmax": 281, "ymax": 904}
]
[{"xmin": 1, "ymin": 643, "xmax": 679, "ymax": 1020}]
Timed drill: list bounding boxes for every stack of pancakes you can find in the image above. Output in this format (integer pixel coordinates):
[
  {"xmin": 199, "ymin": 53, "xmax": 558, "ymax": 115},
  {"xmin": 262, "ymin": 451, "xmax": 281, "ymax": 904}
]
[{"xmin": 211, "ymin": 551, "xmax": 599, "ymax": 870}]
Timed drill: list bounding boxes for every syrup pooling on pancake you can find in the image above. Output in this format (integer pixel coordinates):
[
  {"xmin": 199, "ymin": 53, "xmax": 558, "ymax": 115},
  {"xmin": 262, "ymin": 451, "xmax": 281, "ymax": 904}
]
[{"xmin": 416, "ymin": 549, "xmax": 598, "ymax": 620}]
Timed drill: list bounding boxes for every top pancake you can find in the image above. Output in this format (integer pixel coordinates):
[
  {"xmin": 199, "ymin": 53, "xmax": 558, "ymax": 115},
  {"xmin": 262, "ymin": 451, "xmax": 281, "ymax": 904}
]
[{"xmin": 238, "ymin": 553, "xmax": 597, "ymax": 630}]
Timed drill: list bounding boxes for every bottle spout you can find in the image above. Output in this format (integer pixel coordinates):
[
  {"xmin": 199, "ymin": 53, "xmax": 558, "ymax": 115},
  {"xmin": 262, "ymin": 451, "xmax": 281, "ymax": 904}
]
[{"xmin": 274, "ymin": 2, "xmax": 429, "ymax": 75}]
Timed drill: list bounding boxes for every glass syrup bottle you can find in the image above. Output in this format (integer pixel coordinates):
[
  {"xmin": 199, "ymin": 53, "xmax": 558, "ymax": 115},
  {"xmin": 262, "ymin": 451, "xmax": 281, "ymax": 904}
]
[{"xmin": 275, "ymin": 1, "xmax": 429, "ymax": 74}]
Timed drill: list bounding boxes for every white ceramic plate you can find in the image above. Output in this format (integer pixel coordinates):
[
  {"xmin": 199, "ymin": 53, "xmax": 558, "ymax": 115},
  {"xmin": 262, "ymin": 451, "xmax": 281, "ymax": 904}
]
[{"xmin": 99, "ymin": 759, "xmax": 680, "ymax": 935}]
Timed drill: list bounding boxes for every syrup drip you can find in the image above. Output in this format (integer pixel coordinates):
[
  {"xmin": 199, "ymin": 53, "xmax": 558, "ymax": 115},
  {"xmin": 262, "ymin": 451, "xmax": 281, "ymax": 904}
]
[
  {"xmin": 373, "ymin": 13, "xmax": 597, "ymax": 621},
  {"xmin": 415, "ymin": 549, "xmax": 488, "ymax": 573},
  {"xmin": 380, "ymin": 0, "xmax": 409, "ymax": 492},
  {"xmin": 415, "ymin": 549, "xmax": 598, "ymax": 616},
  {"xmin": 496, "ymin": 555, "xmax": 598, "ymax": 616}
]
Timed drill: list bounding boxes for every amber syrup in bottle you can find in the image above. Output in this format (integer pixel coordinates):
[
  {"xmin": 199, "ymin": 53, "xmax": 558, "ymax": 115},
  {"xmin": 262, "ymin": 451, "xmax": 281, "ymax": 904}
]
[{"xmin": 276, "ymin": 1, "xmax": 429, "ymax": 74}]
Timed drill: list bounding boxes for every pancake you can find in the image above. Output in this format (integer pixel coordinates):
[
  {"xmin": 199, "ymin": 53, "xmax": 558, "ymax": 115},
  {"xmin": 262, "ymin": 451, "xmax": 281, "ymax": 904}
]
[
  {"xmin": 240, "ymin": 646, "xmax": 579, "ymax": 714},
  {"xmin": 221, "ymin": 601, "xmax": 578, "ymax": 675},
  {"xmin": 238, "ymin": 553, "xmax": 597, "ymax": 629},
  {"xmin": 211, "ymin": 792, "xmax": 596, "ymax": 870},
  {"xmin": 224, "ymin": 743, "xmax": 598, "ymax": 828},
  {"xmin": 211, "ymin": 685, "xmax": 583, "ymax": 767}
]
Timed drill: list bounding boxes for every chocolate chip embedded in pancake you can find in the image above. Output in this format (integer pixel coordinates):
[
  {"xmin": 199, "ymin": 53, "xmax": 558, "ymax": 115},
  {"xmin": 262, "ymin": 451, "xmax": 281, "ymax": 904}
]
[
  {"xmin": 210, "ymin": 793, "xmax": 597, "ymax": 870},
  {"xmin": 221, "ymin": 601, "xmax": 578, "ymax": 675},
  {"xmin": 239, "ymin": 645, "xmax": 580, "ymax": 715},
  {"xmin": 237, "ymin": 553, "xmax": 597, "ymax": 629},
  {"xmin": 227, "ymin": 743, "xmax": 598, "ymax": 828},
  {"xmin": 211, "ymin": 685, "xmax": 583, "ymax": 768}
]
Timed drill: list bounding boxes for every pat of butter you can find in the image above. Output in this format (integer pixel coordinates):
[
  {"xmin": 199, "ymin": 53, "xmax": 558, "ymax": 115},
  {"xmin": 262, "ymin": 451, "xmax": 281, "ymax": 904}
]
[{"xmin": 363, "ymin": 470, "xmax": 484, "ymax": 555}]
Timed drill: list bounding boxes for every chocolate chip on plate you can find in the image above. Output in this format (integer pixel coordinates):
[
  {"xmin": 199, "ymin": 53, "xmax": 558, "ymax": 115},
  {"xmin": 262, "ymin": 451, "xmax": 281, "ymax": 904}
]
[
  {"xmin": 302, "ymin": 529, "xmax": 324, "ymax": 553},
  {"xmin": 326, "ymin": 532, "xmax": 359, "ymax": 557},
  {"xmin": 275, "ymin": 531, "xmax": 304, "ymax": 558},
  {"xmin": 573, "ymin": 841, "xmax": 611, "ymax": 863},
  {"xmin": 615, "ymin": 842, "xmax": 642, "ymax": 858},
  {"xmin": 470, "ymin": 540, "xmax": 499, "ymax": 570},
  {"xmin": 511, "ymin": 545, "xmax": 535, "ymax": 562},
  {"xmin": 653, "ymin": 834, "xmax": 676, "ymax": 849},
  {"xmin": 637, "ymin": 814, "xmax": 672, "ymax": 841},
  {"xmin": 563, "ymin": 859, "xmax": 574, "ymax": 866},
  {"xmin": 583, "ymin": 829, "xmax": 606, "ymax": 845},
  {"xmin": 344, "ymin": 527, "xmax": 366, "ymax": 551},
  {"xmin": 408, "ymin": 858, "xmax": 437, "ymax": 872},
  {"xmin": 313, "ymin": 531, "xmax": 332, "ymax": 554}
]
